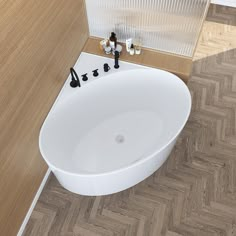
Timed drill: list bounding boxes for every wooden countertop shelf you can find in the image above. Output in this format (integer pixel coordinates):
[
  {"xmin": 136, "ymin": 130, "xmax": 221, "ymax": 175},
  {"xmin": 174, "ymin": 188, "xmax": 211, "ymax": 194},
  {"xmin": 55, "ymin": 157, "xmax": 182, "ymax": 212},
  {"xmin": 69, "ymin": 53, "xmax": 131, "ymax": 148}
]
[{"xmin": 83, "ymin": 37, "xmax": 193, "ymax": 83}]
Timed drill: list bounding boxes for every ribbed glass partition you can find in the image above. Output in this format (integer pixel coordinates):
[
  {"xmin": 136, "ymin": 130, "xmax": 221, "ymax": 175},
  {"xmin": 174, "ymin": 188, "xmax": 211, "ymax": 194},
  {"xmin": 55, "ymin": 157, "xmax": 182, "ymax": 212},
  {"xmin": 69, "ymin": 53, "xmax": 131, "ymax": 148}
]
[{"xmin": 85, "ymin": 0, "xmax": 210, "ymax": 57}]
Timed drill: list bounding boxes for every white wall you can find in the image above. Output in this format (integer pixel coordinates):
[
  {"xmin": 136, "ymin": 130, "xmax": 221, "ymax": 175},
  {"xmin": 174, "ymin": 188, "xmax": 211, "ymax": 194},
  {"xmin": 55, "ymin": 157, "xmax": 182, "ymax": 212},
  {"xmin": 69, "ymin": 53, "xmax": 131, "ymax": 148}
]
[{"xmin": 211, "ymin": 0, "xmax": 236, "ymax": 7}]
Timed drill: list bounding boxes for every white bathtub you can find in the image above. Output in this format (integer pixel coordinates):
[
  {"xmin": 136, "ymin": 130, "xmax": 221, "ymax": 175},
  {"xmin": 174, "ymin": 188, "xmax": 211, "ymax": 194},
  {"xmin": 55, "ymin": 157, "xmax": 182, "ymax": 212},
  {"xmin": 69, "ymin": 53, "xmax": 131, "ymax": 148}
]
[{"xmin": 39, "ymin": 55, "xmax": 191, "ymax": 196}]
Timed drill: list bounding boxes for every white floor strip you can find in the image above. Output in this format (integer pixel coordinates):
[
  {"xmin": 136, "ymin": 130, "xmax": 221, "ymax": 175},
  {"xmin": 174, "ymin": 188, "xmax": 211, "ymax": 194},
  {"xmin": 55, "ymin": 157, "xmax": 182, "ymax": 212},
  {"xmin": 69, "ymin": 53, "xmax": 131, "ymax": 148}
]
[{"xmin": 17, "ymin": 168, "xmax": 51, "ymax": 236}]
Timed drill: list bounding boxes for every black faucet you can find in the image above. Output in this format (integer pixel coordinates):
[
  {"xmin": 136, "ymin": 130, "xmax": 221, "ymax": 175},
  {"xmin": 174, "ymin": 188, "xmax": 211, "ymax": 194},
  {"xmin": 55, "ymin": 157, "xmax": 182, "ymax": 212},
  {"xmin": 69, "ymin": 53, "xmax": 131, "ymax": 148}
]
[
  {"xmin": 114, "ymin": 51, "xmax": 120, "ymax": 69},
  {"xmin": 92, "ymin": 69, "xmax": 99, "ymax": 77},
  {"xmin": 81, "ymin": 73, "xmax": 88, "ymax": 81},
  {"xmin": 70, "ymin": 67, "xmax": 81, "ymax": 88}
]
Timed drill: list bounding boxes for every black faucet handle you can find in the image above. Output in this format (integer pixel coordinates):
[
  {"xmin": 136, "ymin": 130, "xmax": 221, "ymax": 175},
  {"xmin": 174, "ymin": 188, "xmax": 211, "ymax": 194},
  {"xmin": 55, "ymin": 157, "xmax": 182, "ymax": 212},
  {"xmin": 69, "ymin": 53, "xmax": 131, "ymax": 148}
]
[
  {"xmin": 104, "ymin": 63, "xmax": 111, "ymax": 72},
  {"xmin": 92, "ymin": 69, "xmax": 99, "ymax": 77},
  {"xmin": 82, "ymin": 73, "xmax": 88, "ymax": 81}
]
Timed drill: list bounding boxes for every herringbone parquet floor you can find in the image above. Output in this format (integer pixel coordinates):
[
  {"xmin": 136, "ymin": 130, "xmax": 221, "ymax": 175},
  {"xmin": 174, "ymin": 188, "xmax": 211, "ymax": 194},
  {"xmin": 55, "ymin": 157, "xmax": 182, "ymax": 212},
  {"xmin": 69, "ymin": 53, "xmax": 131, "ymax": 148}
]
[{"xmin": 23, "ymin": 4, "xmax": 236, "ymax": 236}]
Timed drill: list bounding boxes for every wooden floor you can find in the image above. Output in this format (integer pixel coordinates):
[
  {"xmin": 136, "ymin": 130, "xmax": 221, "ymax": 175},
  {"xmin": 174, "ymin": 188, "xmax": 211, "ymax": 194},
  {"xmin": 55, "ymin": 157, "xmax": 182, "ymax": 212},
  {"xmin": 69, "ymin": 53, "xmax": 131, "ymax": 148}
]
[{"xmin": 23, "ymin": 4, "xmax": 236, "ymax": 236}]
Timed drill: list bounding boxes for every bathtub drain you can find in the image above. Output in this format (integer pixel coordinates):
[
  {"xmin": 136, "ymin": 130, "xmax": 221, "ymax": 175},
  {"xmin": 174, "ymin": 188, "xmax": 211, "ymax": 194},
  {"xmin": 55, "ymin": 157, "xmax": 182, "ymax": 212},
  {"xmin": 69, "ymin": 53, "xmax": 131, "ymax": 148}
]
[{"xmin": 115, "ymin": 135, "xmax": 125, "ymax": 144}]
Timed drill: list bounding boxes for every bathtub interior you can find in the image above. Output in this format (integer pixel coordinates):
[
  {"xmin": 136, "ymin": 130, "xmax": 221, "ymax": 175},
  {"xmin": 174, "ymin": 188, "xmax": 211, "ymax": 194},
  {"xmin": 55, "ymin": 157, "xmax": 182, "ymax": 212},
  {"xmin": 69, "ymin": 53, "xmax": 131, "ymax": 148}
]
[{"xmin": 40, "ymin": 69, "xmax": 191, "ymax": 174}]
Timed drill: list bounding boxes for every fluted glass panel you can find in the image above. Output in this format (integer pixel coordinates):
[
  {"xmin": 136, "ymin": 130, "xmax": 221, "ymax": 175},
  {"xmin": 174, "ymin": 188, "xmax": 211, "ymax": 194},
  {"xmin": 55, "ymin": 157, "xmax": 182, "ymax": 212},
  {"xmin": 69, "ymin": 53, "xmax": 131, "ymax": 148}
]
[{"xmin": 85, "ymin": 0, "xmax": 210, "ymax": 57}]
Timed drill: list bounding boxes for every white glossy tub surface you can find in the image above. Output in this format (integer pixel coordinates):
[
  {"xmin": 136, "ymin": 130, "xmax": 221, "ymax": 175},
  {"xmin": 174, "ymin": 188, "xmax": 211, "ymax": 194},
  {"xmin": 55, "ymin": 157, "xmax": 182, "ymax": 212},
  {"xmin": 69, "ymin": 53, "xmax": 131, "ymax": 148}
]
[{"xmin": 40, "ymin": 65, "xmax": 191, "ymax": 196}]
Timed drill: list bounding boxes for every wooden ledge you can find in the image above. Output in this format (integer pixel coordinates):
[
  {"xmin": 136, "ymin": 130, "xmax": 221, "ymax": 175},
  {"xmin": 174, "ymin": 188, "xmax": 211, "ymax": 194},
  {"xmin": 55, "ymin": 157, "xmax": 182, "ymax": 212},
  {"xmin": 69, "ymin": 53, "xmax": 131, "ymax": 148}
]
[{"xmin": 83, "ymin": 37, "xmax": 193, "ymax": 83}]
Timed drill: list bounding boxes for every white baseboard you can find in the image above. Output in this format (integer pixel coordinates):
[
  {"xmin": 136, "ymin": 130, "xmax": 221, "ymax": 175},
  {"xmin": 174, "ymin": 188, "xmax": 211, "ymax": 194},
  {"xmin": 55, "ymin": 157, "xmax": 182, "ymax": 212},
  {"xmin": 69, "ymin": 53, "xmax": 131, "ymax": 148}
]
[
  {"xmin": 17, "ymin": 168, "xmax": 51, "ymax": 236},
  {"xmin": 211, "ymin": 0, "xmax": 236, "ymax": 7}
]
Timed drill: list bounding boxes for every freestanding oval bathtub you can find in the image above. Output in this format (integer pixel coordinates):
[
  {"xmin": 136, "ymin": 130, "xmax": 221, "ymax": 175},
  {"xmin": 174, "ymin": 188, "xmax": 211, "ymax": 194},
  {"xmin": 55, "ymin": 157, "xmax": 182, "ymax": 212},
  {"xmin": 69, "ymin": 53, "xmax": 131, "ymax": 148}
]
[{"xmin": 40, "ymin": 68, "xmax": 191, "ymax": 196}]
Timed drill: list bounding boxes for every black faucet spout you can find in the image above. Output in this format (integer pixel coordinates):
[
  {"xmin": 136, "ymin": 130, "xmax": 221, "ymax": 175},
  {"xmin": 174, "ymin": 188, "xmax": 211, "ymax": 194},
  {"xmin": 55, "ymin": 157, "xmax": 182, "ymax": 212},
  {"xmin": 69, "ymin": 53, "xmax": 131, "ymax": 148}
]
[
  {"xmin": 114, "ymin": 51, "xmax": 120, "ymax": 69},
  {"xmin": 70, "ymin": 67, "xmax": 81, "ymax": 88}
]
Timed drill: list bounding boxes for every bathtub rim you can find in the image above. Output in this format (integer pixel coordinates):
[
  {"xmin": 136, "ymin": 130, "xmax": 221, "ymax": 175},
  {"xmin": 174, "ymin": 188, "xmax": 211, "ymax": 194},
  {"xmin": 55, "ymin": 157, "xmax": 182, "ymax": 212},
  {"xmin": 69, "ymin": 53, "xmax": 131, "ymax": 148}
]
[{"xmin": 39, "ymin": 68, "xmax": 192, "ymax": 177}]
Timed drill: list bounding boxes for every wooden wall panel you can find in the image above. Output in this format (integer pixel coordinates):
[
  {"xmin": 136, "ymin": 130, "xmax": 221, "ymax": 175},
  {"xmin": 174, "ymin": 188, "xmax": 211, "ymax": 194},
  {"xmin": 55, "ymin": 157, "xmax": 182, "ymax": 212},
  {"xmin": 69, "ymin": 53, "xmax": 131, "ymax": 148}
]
[{"xmin": 0, "ymin": 0, "xmax": 89, "ymax": 235}]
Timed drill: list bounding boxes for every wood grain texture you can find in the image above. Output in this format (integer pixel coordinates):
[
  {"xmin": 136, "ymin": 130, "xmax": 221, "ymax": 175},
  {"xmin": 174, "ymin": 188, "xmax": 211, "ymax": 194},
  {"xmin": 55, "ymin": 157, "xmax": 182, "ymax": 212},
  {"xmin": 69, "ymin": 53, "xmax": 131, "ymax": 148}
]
[
  {"xmin": 23, "ymin": 4, "xmax": 236, "ymax": 236},
  {"xmin": 194, "ymin": 4, "xmax": 236, "ymax": 61},
  {"xmin": 83, "ymin": 37, "xmax": 193, "ymax": 83},
  {"xmin": 0, "ymin": 0, "xmax": 89, "ymax": 235}
]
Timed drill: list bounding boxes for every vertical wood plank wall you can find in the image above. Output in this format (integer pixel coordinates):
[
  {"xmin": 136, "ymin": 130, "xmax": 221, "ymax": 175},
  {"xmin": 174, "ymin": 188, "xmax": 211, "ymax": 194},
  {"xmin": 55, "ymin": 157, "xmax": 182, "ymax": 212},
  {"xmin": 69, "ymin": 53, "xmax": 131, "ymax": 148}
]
[{"xmin": 0, "ymin": 0, "xmax": 89, "ymax": 235}]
